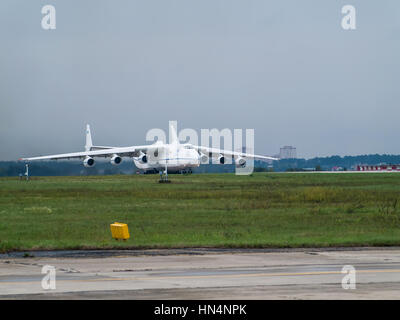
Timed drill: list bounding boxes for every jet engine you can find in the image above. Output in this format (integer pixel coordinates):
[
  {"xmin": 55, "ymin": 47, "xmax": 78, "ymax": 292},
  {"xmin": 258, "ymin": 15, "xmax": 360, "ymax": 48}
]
[
  {"xmin": 235, "ymin": 157, "xmax": 246, "ymax": 168},
  {"xmin": 199, "ymin": 152, "xmax": 209, "ymax": 164},
  {"xmin": 218, "ymin": 155, "xmax": 225, "ymax": 164},
  {"xmin": 137, "ymin": 153, "xmax": 147, "ymax": 164},
  {"xmin": 83, "ymin": 156, "xmax": 95, "ymax": 167},
  {"xmin": 110, "ymin": 155, "xmax": 122, "ymax": 166}
]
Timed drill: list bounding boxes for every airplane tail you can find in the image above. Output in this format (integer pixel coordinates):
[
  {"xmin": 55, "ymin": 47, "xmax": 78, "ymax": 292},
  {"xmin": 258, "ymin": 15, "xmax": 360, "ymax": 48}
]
[
  {"xmin": 85, "ymin": 124, "xmax": 93, "ymax": 151},
  {"xmin": 169, "ymin": 122, "xmax": 179, "ymax": 145}
]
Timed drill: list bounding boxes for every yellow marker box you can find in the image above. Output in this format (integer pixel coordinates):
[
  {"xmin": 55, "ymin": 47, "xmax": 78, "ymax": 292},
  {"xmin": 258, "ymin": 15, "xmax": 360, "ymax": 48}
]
[{"xmin": 110, "ymin": 222, "xmax": 130, "ymax": 240}]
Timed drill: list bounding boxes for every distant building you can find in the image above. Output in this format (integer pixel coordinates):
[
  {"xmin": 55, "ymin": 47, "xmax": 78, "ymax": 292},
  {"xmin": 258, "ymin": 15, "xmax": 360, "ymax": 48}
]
[
  {"xmin": 357, "ymin": 164, "xmax": 400, "ymax": 171},
  {"xmin": 279, "ymin": 146, "xmax": 297, "ymax": 159}
]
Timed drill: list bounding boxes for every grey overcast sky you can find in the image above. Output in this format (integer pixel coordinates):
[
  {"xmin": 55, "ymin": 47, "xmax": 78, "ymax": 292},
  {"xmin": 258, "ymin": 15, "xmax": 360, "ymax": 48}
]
[{"xmin": 0, "ymin": 1, "xmax": 399, "ymax": 160}]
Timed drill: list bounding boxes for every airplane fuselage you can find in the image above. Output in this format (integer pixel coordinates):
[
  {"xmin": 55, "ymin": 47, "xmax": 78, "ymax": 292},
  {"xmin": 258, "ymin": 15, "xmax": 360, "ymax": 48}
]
[{"xmin": 133, "ymin": 143, "xmax": 201, "ymax": 172}]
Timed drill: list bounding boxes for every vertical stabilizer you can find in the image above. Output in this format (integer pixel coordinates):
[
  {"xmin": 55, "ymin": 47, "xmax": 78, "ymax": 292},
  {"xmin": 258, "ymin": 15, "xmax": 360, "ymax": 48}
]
[
  {"xmin": 169, "ymin": 121, "xmax": 179, "ymax": 145},
  {"xmin": 85, "ymin": 124, "xmax": 93, "ymax": 151}
]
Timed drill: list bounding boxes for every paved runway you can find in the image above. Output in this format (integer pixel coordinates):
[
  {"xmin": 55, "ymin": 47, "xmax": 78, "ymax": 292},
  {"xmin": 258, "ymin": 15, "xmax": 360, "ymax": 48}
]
[{"xmin": 1, "ymin": 248, "xmax": 400, "ymax": 299}]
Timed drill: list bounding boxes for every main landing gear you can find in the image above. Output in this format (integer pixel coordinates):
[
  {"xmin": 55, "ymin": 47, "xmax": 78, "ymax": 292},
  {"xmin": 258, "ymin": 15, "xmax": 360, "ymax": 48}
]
[{"xmin": 180, "ymin": 169, "xmax": 193, "ymax": 175}]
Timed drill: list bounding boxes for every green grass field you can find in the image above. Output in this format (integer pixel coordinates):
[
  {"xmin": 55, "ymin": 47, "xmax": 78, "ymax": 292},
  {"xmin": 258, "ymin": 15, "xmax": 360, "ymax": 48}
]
[{"xmin": 1, "ymin": 172, "xmax": 400, "ymax": 252}]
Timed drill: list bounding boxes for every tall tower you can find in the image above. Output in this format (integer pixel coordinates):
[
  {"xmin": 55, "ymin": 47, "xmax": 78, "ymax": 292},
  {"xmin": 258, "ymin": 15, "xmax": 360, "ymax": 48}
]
[{"xmin": 279, "ymin": 146, "xmax": 297, "ymax": 159}]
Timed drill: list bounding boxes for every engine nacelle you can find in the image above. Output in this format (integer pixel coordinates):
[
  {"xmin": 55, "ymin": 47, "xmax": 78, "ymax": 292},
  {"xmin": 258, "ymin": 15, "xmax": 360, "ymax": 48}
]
[
  {"xmin": 235, "ymin": 157, "xmax": 246, "ymax": 168},
  {"xmin": 83, "ymin": 156, "xmax": 95, "ymax": 167},
  {"xmin": 218, "ymin": 155, "xmax": 225, "ymax": 164},
  {"xmin": 110, "ymin": 155, "xmax": 122, "ymax": 166},
  {"xmin": 137, "ymin": 153, "xmax": 147, "ymax": 164},
  {"xmin": 199, "ymin": 152, "xmax": 209, "ymax": 164}
]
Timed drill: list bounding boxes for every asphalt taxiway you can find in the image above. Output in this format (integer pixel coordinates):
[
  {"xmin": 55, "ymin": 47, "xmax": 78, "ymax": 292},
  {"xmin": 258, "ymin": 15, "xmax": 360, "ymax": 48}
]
[{"xmin": 1, "ymin": 247, "xmax": 400, "ymax": 299}]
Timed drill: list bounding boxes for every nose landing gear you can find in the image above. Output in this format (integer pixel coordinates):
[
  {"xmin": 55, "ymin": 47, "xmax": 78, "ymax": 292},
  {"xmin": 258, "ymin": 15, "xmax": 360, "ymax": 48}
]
[
  {"xmin": 159, "ymin": 170, "xmax": 171, "ymax": 183},
  {"xmin": 159, "ymin": 162, "xmax": 171, "ymax": 183}
]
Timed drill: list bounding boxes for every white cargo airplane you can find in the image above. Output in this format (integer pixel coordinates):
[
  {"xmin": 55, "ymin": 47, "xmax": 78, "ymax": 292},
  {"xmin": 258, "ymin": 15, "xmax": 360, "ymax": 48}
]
[{"xmin": 20, "ymin": 124, "xmax": 278, "ymax": 179}]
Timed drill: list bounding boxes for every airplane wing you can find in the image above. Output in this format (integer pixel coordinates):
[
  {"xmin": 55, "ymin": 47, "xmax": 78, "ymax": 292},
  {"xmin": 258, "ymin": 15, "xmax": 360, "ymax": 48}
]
[
  {"xmin": 19, "ymin": 145, "xmax": 158, "ymax": 161},
  {"xmin": 187, "ymin": 145, "xmax": 279, "ymax": 161}
]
